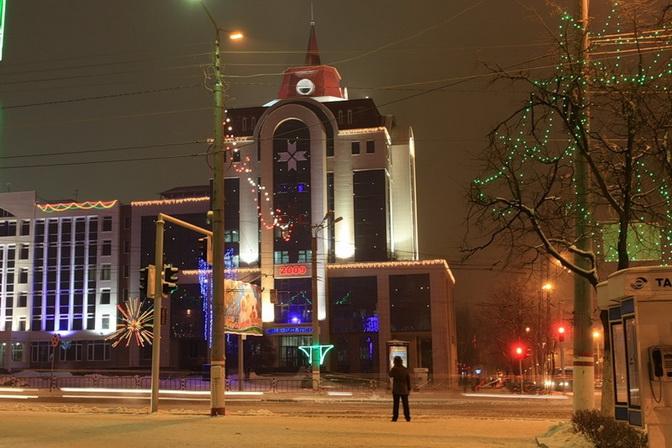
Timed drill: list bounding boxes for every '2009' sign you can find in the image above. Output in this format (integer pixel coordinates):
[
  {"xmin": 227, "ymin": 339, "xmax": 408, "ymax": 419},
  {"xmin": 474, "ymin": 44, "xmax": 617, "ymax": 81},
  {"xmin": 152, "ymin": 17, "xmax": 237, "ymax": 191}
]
[{"xmin": 276, "ymin": 264, "xmax": 310, "ymax": 277}]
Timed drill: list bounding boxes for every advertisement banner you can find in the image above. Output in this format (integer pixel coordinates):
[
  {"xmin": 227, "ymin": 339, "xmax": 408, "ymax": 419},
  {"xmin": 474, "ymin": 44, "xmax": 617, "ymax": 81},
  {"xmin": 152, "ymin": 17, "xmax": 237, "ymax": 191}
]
[{"xmin": 224, "ymin": 279, "xmax": 262, "ymax": 336}]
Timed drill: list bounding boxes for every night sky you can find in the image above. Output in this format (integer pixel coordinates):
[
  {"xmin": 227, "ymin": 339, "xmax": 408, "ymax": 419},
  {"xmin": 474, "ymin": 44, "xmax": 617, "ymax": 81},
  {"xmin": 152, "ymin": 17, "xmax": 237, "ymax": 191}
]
[{"xmin": 0, "ymin": 1, "xmax": 605, "ymax": 311}]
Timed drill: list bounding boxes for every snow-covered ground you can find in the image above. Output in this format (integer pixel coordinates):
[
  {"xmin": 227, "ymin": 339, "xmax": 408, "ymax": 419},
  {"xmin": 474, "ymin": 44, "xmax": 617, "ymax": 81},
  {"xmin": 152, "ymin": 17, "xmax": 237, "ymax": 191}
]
[{"xmin": 0, "ymin": 404, "xmax": 570, "ymax": 448}]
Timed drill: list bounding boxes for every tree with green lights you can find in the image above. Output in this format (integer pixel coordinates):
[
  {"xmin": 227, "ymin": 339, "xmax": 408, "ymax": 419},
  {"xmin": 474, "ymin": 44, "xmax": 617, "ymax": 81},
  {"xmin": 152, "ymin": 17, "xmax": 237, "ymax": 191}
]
[{"xmin": 466, "ymin": 2, "xmax": 672, "ymax": 412}]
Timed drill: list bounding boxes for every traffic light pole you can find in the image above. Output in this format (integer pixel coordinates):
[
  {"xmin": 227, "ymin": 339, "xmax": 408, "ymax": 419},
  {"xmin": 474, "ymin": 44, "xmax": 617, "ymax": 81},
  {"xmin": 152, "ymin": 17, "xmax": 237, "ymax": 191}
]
[
  {"xmin": 148, "ymin": 213, "xmax": 212, "ymax": 414},
  {"xmin": 150, "ymin": 217, "xmax": 164, "ymax": 413}
]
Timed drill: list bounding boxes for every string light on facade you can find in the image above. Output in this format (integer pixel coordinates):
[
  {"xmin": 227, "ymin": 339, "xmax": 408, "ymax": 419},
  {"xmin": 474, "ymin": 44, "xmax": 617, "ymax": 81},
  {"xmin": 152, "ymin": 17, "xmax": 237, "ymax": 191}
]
[
  {"xmin": 131, "ymin": 197, "xmax": 210, "ymax": 207},
  {"xmin": 38, "ymin": 200, "xmax": 118, "ymax": 213}
]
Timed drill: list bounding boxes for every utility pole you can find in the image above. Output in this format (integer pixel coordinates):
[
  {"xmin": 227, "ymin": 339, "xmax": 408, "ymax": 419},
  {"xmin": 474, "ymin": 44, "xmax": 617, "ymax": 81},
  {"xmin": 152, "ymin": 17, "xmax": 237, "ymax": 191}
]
[
  {"xmin": 209, "ymin": 17, "xmax": 227, "ymax": 416},
  {"xmin": 571, "ymin": 0, "xmax": 595, "ymax": 411},
  {"xmin": 310, "ymin": 212, "xmax": 342, "ymax": 390},
  {"xmin": 311, "ymin": 230, "xmax": 320, "ymax": 390}
]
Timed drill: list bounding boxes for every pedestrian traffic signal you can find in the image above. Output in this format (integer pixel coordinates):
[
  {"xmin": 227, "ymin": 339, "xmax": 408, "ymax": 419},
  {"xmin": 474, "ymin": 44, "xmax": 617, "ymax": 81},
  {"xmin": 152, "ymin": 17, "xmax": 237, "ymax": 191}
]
[
  {"xmin": 162, "ymin": 264, "xmax": 179, "ymax": 295},
  {"xmin": 139, "ymin": 265, "xmax": 156, "ymax": 298},
  {"xmin": 197, "ymin": 236, "xmax": 212, "ymax": 265}
]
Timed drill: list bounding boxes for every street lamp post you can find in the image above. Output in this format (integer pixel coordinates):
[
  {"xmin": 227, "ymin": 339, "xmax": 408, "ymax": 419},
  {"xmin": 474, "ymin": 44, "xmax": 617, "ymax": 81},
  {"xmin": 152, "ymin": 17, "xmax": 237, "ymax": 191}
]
[
  {"xmin": 310, "ymin": 211, "xmax": 342, "ymax": 391},
  {"xmin": 194, "ymin": 0, "xmax": 243, "ymax": 416}
]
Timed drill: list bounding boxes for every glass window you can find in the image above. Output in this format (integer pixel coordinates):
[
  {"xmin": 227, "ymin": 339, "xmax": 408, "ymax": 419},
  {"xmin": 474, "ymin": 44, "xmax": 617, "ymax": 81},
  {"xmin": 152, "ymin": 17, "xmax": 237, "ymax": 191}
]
[
  {"xmin": 102, "ymin": 314, "xmax": 110, "ymax": 330},
  {"xmin": 102, "ymin": 216, "xmax": 112, "ymax": 232},
  {"xmin": 390, "ymin": 274, "xmax": 431, "ymax": 332},
  {"xmin": 366, "ymin": 140, "xmax": 375, "ymax": 154},
  {"xmin": 87, "ymin": 341, "xmax": 111, "ymax": 361},
  {"xmin": 19, "ymin": 269, "xmax": 28, "ymax": 284},
  {"xmin": 60, "ymin": 341, "xmax": 82, "ymax": 361},
  {"xmin": 20, "ymin": 220, "xmax": 30, "ymax": 236},
  {"xmin": 11, "ymin": 343, "xmax": 23, "ymax": 362},
  {"xmin": 7, "ymin": 246, "xmax": 15, "ymax": 268},
  {"xmin": 274, "ymin": 278, "xmax": 312, "ymax": 324},
  {"xmin": 100, "ymin": 289, "xmax": 111, "ymax": 305},
  {"xmin": 353, "ymin": 170, "xmax": 388, "ymax": 261},
  {"xmin": 347, "ymin": 109, "xmax": 353, "ymax": 125},
  {"xmin": 351, "ymin": 141, "xmax": 361, "ymax": 155},
  {"xmin": 31, "ymin": 342, "xmax": 50, "ymax": 363},
  {"xmin": 19, "ymin": 244, "xmax": 29, "ymax": 260},
  {"xmin": 100, "ymin": 264, "xmax": 111, "ymax": 281},
  {"xmin": 625, "ymin": 317, "xmax": 641, "ymax": 407},
  {"xmin": 611, "ymin": 322, "xmax": 628, "ymax": 404},
  {"xmin": 17, "ymin": 293, "xmax": 27, "ymax": 307},
  {"xmin": 330, "ymin": 276, "xmax": 378, "ymax": 333},
  {"xmin": 274, "ymin": 251, "xmax": 289, "ymax": 264},
  {"xmin": 18, "ymin": 318, "xmax": 26, "ymax": 332},
  {"xmin": 102, "ymin": 240, "xmax": 112, "ymax": 256},
  {"xmin": 297, "ymin": 250, "xmax": 312, "ymax": 263}
]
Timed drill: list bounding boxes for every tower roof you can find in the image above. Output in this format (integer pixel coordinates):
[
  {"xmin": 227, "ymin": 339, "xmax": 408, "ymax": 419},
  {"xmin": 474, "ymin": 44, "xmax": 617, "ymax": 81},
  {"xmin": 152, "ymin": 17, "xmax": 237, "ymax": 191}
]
[
  {"xmin": 276, "ymin": 22, "xmax": 344, "ymax": 102},
  {"xmin": 305, "ymin": 23, "xmax": 321, "ymax": 66}
]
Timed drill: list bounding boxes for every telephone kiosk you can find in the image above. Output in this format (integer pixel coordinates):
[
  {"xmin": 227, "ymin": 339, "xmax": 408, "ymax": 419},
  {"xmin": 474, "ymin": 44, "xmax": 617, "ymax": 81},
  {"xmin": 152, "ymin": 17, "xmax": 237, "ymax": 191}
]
[{"xmin": 597, "ymin": 266, "xmax": 672, "ymax": 446}]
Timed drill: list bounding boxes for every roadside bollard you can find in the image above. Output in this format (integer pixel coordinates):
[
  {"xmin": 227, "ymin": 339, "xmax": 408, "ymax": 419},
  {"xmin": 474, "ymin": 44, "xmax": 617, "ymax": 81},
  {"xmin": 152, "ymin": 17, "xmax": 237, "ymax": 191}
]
[{"xmin": 271, "ymin": 377, "xmax": 278, "ymax": 393}]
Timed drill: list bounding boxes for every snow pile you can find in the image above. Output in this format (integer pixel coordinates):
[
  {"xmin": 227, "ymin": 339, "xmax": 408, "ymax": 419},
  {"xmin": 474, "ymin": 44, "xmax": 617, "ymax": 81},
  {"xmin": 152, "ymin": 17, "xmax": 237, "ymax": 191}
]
[{"xmin": 536, "ymin": 422, "xmax": 594, "ymax": 448}]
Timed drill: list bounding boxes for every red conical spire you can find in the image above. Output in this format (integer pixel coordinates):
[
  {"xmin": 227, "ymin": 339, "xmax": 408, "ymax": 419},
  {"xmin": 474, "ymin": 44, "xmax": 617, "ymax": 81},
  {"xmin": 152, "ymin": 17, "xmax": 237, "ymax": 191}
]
[{"xmin": 305, "ymin": 22, "xmax": 321, "ymax": 66}]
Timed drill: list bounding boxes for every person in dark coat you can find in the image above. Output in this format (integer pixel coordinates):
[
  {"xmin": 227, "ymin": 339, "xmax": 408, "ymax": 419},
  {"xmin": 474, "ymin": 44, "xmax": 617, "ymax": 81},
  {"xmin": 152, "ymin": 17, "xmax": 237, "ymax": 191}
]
[{"xmin": 389, "ymin": 356, "xmax": 411, "ymax": 422}]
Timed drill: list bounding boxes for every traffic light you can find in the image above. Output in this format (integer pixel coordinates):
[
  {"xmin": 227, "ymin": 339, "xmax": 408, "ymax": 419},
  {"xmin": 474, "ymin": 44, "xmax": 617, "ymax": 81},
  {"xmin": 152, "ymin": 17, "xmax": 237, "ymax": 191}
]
[
  {"xmin": 162, "ymin": 264, "xmax": 179, "ymax": 295},
  {"xmin": 557, "ymin": 325, "xmax": 566, "ymax": 343},
  {"xmin": 512, "ymin": 342, "xmax": 527, "ymax": 360},
  {"xmin": 198, "ymin": 236, "xmax": 212, "ymax": 265},
  {"xmin": 139, "ymin": 265, "xmax": 156, "ymax": 298}
]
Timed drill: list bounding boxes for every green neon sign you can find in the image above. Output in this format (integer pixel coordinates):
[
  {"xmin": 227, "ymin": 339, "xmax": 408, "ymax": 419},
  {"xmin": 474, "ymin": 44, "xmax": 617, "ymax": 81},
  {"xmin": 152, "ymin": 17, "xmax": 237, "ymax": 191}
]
[
  {"xmin": 0, "ymin": 0, "xmax": 6, "ymax": 61},
  {"xmin": 298, "ymin": 344, "xmax": 334, "ymax": 366}
]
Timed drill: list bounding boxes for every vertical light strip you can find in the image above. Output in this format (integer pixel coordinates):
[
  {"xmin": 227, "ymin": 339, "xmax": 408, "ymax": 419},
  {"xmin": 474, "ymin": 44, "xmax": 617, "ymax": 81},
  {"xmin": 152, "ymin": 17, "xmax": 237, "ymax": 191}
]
[{"xmin": 0, "ymin": 0, "xmax": 6, "ymax": 61}]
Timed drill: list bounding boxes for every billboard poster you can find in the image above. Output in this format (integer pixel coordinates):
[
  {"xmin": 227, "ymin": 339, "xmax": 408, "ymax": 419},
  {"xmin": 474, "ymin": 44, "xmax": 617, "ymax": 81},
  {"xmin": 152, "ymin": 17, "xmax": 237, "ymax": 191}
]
[{"xmin": 224, "ymin": 279, "xmax": 262, "ymax": 336}]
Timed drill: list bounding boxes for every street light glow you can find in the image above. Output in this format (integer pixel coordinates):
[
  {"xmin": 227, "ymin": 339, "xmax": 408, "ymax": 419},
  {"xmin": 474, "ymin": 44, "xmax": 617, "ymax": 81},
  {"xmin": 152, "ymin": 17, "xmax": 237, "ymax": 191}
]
[
  {"xmin": 229, "ymin": 31, "xmax": 244, "ymax": 41},
  {"xmin": 542, "ymin": 282, "xmax": 553, "ymax": 291},
  {"xmin": 592, "ymin": 330, "xmax": 600, "ymax": 339}
]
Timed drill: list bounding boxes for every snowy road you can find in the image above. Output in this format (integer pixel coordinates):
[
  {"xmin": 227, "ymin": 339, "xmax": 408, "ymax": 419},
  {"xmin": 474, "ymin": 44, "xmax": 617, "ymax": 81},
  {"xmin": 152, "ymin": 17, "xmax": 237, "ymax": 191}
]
[
  {"xmin": 0, "ymin": 409, "xmax": 561, "ymax": 448},
  {"xmin": 0, "ymin": 391, "xmax": 574, "ymax": 419}
]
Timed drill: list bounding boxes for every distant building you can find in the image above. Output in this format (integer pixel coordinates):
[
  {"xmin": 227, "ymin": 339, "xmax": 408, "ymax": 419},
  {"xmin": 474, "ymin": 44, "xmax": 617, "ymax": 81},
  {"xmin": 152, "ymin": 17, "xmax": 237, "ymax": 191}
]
[
  {"xmin": 0, "ymin": 191, "xmax": 121, "ymax": 370},
  {"xmin": 0, "ymin": 23, "xmax": 457, "ymax": 384}
]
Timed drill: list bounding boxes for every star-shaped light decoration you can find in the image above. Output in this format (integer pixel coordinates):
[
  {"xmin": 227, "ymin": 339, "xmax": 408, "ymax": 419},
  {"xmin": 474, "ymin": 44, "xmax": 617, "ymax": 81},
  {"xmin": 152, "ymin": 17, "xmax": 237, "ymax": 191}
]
[
  {"xmin": 106, "ymin": 298, "xmax": 154, "ymax": 348},
  {"xmin": 277, "ymin": 139, "xmax": 307, "ymax": 171}
]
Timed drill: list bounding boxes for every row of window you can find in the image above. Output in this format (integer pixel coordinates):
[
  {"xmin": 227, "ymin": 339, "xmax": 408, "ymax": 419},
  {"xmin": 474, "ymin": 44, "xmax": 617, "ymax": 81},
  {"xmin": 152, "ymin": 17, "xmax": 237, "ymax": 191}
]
[
  {"xmin": 0, "ymin": 220, "xmax": 30, "ymax": 238},
  {"xmin": 351, "ymin": 140, "xmax": 376, "ymax": 155},
  {"xmin": 28, "ymin": 340, "xmax": 112, "ymax": 363},
  {"xmin": 0, "ymin": 216, "xmax": 114, "ymax": 239},
  {"xmin": 271, "ymin": 274, "xmax": 431, "ymax": 332},
  {"xmin": 273, "ymin": 250, "xmax": 312, "ymax": 264}
]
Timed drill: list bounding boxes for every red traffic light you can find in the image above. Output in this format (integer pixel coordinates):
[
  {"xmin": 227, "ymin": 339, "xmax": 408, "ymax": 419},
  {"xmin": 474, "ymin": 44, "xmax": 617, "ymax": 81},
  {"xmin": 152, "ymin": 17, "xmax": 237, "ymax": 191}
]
[
  {"xmin": 556, "ymin": 324, "xmax": 566, "ymax": 342},
  {"xmin": 511, "ymin": 343, "xmax": 527, "ymax": 360}
]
